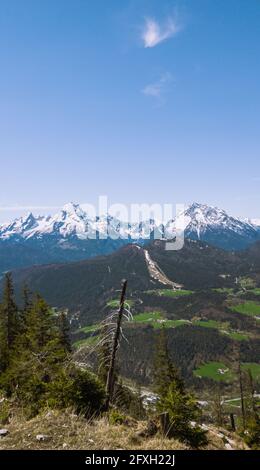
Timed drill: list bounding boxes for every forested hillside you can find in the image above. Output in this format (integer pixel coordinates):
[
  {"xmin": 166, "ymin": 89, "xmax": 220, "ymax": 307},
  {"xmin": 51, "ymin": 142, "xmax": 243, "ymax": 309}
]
[{"xmin": 0, "ymin": 274, "xmax": 259, "ymax": 450}]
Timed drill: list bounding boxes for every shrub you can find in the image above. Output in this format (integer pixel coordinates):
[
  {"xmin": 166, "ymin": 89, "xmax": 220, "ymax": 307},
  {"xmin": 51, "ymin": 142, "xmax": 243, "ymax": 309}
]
[
  {"xmin": 109, "ymin": 408, "xmax": 126, "ymax": 425},
  {"xmin": 0, "ymin": 399, "xmax": 10, "ymax": 425},
  {"xmin": 154, "ymin": 329, "xmax": 208, "ymax": 448},
  {"xmin": 0, "ymin": 359, "xmax": 49, "ymax": 417},
  {"xmin": 244, "ymin": 416, "xmax": 260, "ymax": 449},
  {"xmin": 113, "ymin": 382, "xmax": 146, "ymax": 420},
  {"xmin": 158, "ymin": 382, "xmax": 208, "ymax": 448},
  {"xmin": 47, "ymin": 366, "xmax": 105, "ymax": 417}
]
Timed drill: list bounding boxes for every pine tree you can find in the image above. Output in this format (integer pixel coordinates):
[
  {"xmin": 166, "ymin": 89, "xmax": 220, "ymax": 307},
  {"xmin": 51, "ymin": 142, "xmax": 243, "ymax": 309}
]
[
  {"xmin": 0, "ymin": 284, "xmax": 105, "ymax": 417},
  {"xmin": 212, "ymin": 385, "xmax": 224, "ymax": 427},
  {"xmin": 2, "ymin": 273, "xmax": 19, "ymax": 348},
  {"xmin": 0, "ymin": 273, "xmax": 19, "ymax": 371},
  {"xmin": 153, "ymin": 328, "xmax": 184, "ymax": 398},
  {"xmin": 153, "ymin": 328, "xmax": 208, "ymax": 447},
  {"xmin": 0, "ymin": 304, "xmax": 7, "ymax": 372},
  {"xmin": 57, "ymin": 310, "xmax": 71, "ymax": 353},
  {"xmin": 20, "ymin": 284, "xmax": 33, "ymax": 333},
  {"xmin": 26, "ymin": 295, "xmax": 54, "ymax": 350}
]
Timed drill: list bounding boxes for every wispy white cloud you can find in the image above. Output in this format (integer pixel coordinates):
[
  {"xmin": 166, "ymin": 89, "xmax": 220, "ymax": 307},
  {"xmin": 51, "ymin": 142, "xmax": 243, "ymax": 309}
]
[
  {"xmin": 142, "ymin": 16, "xmax": 180, "ymax": 48},
  {"xmin": 142, "ymin": 73, "xmax": 172, "ymax": 100}
]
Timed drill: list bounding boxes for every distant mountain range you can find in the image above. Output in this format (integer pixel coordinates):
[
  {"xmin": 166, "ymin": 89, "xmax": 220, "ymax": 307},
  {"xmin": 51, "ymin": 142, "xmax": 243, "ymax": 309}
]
[{"xmin": 0, "ymin": 202, "xmax": 260, "ymax": 273}]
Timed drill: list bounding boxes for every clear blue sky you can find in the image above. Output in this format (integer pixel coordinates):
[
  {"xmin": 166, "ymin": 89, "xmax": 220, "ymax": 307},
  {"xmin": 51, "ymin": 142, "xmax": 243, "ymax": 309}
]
[{"xmin": 0, "ymin": 0, "xmax": 259, "ymax": 222}]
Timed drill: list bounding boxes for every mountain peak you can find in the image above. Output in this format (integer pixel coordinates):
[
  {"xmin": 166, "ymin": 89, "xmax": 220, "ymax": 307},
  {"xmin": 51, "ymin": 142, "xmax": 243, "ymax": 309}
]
[
  {"xmin": 187, "ymin": 202, "xmax": 226, "ymax": 215},
  {"xmin": 61, "ymin": 202, "xmax": 81, "ymax": 213},
  {"xmin": 0, "ymin": 202, "xmax": 259, "ymax": 251}
]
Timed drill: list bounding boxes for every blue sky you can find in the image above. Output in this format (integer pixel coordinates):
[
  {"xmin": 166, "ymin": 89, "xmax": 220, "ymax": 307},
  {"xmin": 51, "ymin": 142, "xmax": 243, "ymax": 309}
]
[{"xmin": 0, "ymin": 0, "xmax": 259, "ymax": 222}]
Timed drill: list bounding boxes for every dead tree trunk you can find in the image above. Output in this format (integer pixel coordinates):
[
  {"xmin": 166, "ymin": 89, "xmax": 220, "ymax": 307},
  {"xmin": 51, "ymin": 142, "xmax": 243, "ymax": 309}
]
[
  {"xmin": 230, "ymin": 413, "xmax": 236, "ymax": 432},
  {"xmin": 104, "ymin": 279, "xmax": 127, "ymax": 411},
  {"xmin": 238, "ymin": 360, "xmax": 246, "ymax": 430},
  {"xmin": 160, "ymin": 412, "xmax": 172, "ymax": 437},
  {"xmin": 247, "ymin": 369, "xmax": 257, "ymax": 419}
]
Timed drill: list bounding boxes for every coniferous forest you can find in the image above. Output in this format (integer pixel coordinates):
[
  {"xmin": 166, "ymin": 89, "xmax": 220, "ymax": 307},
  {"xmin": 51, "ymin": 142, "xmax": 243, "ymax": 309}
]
[{"xmin": 0, "ymin": 273, "xmax": 259, "ymax": 450}]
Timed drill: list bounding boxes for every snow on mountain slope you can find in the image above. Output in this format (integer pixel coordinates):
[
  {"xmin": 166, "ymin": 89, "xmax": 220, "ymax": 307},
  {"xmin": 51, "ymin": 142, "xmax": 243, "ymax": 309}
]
[
  {"xmin": 144, "ymin": 249, "xmax": 183, "ymax": 288},
  {"xmin": 0, "ymin": 213, "xmax": 49, "ymax": 240},
  {"xmin": 180, "ymin": 203, "xmax": 260, "ymax": 250},
  {"xmin": 249, "ymin": 218, "xmax": 260, "ymax": 227},
  {"xmin": 184, "ymin": 202, "xmax": 257, "ymax": 237},
  {"xmin": 0, "ymin": 203, "xmax": 161, "ymax": 242},
  {"xmin": 162, "ymin": 202, "xmax": 259, "ymax": 244},
  {"xmin": 0, "ymin": 202, "xmax": 259, "ymax": 250}
]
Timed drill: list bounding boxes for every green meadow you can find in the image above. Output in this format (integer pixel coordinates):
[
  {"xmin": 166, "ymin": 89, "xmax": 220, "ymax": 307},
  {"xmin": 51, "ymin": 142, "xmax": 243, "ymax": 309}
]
[
  {"xmin": 242, "ymin": 362, "xmax": 260, "ymax": 381},
  {"xmin": 145, "ymin": 289, "xmax": 194, "ymax": 297},
  {"xmin": 132, "ymin": 311, "xmax": 189, "ymax": 329},
  {"xmin": 230, "ymin": 300, "xmax": 260, "ymax": 317},
  {"xmin": 193, "ymin": 319, "xmax": 249, "ymax": 341},
  {"xmin": 132, "ymin": 311, "xmax": 163, "ymax": 322},
  {"xmin": 250, "ymin": 288, "xmax": 260, "ymax": 296},
  {"xmin": 107, "ymin": 299, "xmax": 134, "ymax": 308},
  {"xmin": 194, "ymin": 319, "xmax": 228, "ymax": 330},
  {"xmin": 224, "ymin": 331, "xmax": 249, "ymax": 341},
  {"xmin": 78, "ymin": 324, "xmax": 100, "ymax": 334},
  {"xmin": 194, "ymin": 361, "xmax": 260, "ymax": 383},
  {"xmin": 74, "ymin": 335, "xmax": 99, "ymax": 349},
  {"xmin": 194, "ymin": 362, "xmax": 235, "ymax": 382},
  {"xmin": 212, "ymin": 288, "xmax": 234, "ymax": 294}
]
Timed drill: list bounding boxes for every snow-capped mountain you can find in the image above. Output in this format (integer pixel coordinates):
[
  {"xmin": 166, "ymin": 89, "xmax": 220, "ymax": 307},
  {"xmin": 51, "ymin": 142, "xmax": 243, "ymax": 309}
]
[
  {"xmin": 0, "ymin": 202, "xmax": 259, "ymax": 273},
  {"xmin": 0, "ymin": 202, "xmax": 164, "ymax": 242},
  {"xmin": 249, "ymin": 218, "xmax": 260, "ymax": 227},
  {"xmin": 178, "ymin": 203, "xmax": 260, "ymax": 250},
  {"xmin": 0, "ymin": 201, "xmax": 259, "ymax": 244},
  {"xmin": 184, "ymin": 203, "xmax": 257, "ymax": 236}
]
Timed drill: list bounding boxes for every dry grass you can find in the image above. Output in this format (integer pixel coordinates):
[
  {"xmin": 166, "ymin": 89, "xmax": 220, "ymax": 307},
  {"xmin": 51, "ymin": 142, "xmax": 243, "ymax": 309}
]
[{"xmin": 0, "ymin": 408, "xmax": 248, "ymax": 450}]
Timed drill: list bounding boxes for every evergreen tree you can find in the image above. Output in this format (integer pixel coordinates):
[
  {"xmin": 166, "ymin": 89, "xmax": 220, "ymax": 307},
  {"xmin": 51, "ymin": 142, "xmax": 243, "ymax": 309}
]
[
  {"xmin": 2, "ymin": 273, "xmax": 19, "ymax": 348},
  {"xmin": 26, "ymin": 295, "xmax": 54, "ymax": 350},
  {"xmin": 245, "ymin": 415, "xmax": 260, "ymax": 449},
  {"xmin": 57, "ymin": 310, "xmax": 71, "ymax": 353},
  {"xmin": 20, "ymin": 284, "xmax": 33, "ymax": 333},
  {"xmin": 0, "ymin": 283, "xmax": 105, "ymax": 417},
  {"xmin": 0, "ymin": 273, "xmax": 19, "ymax": 371},
  {"xmin": 244, "ymin": 368, "xmax": 257, "ymax": 421},
  {"xmin": 153, "ymin": 328, "xmax": 183, "ymax": 398},
  {"xmin": 0, "ymin": 304, "xmax": 7, "ymax": 372},
  {"xmin": 153, "ymin": 328, "xmax": 207, "ymax": 447},
  {"xmin": 212, "ymin": 385, "xmax": 224, "ymax": 427}
]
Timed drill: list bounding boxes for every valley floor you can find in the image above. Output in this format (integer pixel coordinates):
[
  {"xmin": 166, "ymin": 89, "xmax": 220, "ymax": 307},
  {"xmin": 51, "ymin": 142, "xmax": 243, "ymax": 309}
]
[{"xmin": 0, "ymin": 408, "xmax": 248, "ymax": 451}]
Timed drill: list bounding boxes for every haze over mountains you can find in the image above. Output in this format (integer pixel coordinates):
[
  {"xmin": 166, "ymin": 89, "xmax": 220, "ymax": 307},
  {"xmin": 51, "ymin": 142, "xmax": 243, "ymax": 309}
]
[{"xmin": 0, "ymin": 202, "xmax": 260, "ymax": 274}]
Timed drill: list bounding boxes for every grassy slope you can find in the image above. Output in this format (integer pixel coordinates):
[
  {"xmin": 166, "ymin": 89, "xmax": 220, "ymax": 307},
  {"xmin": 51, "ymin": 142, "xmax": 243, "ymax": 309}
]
[
  {"xmin": 194, "ymin": 362, "xmax": 235, "ymax": 382},
  {"xmin": 0, "ymin": 408, "xmax": 248, "ymax": 450},
  {"xmin": 230, "ymin": 301, "xmax": 260, "ymax": 317},
  {"xmin": 193, "ymin": 361, "xmax": 260, "ymax": 383},
  {"xmin": 145, "ymin": 289, "xmax": 194, "ymax": 297},
  {"xmin": 250, "ymin": 288, "xmax": 260, "ymax": 295}
]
